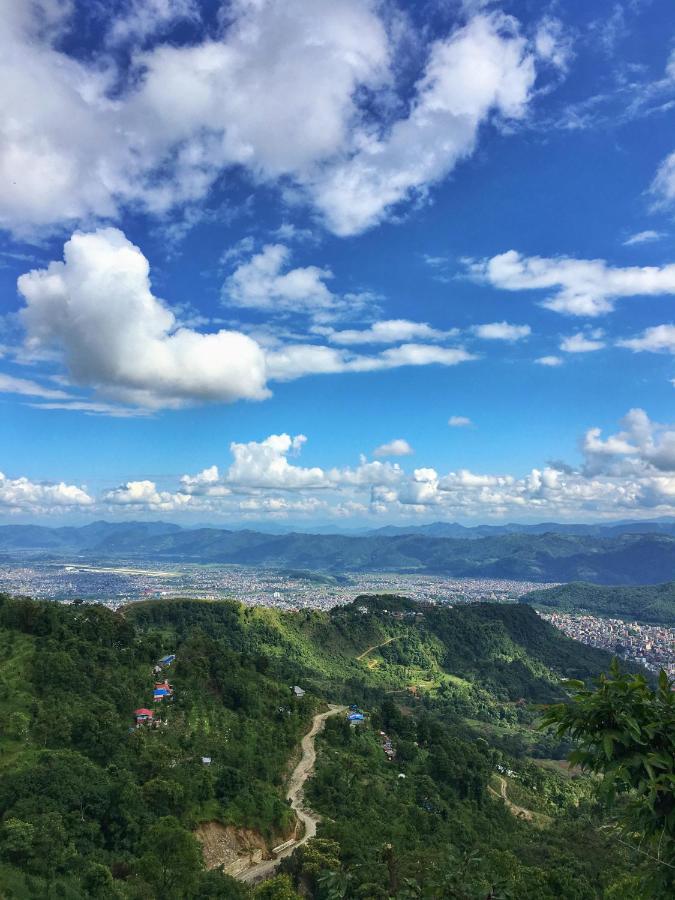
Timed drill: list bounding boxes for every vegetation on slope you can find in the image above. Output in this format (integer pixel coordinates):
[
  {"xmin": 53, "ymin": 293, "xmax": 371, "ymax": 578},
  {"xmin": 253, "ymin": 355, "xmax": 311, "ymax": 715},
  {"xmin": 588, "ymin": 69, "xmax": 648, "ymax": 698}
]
[
  {"xmin": 0, "ymin": 592, "xmax": 667, "ymax": 897},
  {"xmin": 523, "ymin": 580, "xmax": 675, "ymax": 625}
]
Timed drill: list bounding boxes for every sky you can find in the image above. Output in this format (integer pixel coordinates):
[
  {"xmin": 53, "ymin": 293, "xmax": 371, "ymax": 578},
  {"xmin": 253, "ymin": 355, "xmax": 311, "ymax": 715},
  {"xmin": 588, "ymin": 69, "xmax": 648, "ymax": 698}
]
[{"xmin": 2, "ymin": 0, "xmax": 675, "ymax": 527}]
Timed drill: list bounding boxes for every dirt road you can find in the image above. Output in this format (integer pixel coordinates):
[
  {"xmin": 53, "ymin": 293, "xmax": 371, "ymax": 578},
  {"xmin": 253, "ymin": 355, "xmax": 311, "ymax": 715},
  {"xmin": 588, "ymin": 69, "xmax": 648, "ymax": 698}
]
[
  {"xmin": 240, "ymin": 704, "xmax": 346, "ymax": 884},
  {"xmin": 488, "ymin": 775, "xmax": 551, "ymax": 826},
  {"xmin": 355, "ymin": 636, "xmax": 397, "ymax": 661}
]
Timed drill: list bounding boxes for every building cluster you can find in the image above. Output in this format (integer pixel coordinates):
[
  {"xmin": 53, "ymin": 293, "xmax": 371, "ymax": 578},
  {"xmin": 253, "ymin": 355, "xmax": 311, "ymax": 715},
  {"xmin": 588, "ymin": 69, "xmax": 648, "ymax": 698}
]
[
  {"xmin": 540, "ymin": 612, "xmax": 674, "ymax": 676},
  {"xmin": 133, "ymin": 653, "xmax": 176, "ymax": 728}
]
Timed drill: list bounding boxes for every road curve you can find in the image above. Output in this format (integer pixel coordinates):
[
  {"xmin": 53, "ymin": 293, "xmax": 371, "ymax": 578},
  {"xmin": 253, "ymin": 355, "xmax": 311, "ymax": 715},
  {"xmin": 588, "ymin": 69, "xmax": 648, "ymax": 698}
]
[
  {"xmin": 239, "ymin": 703, "xmax": 346, "ymax": 884},
  {"xmin": 355, "ymin": 635, "xmax": 397, "ymax": 661}
]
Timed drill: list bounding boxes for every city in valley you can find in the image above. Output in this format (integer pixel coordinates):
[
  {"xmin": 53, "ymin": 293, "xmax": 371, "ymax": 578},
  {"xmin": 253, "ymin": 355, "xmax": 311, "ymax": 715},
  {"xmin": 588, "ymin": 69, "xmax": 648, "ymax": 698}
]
[{"xmin": 1, "ymin": 559, "xmax": 672, "ymax": 677}]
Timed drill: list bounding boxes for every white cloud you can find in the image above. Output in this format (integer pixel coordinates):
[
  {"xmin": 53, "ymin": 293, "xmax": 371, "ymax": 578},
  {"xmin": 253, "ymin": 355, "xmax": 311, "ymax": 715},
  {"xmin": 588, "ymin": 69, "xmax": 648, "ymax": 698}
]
[
  {"xmin": 180, "ymin": 465, "xmax": 230, "ymax": 496},
  {"xmin": 472, "ymin": 250, "xmax": 675, "ymax": 316},
  {"xmin": 17, "ymin": 228, "xmax": 269, "ymax": 409},
  {"xmin": 223, "ymin": 244, "xmax": 337, "ymax": 316},
  {"xmin": 107, "ymin": 0, "xmax": 199, "ymax": 46},
  {"xmin": 373, "ymin": 439, "xmax": 413, "ymax": 457},
  {"xmin": 227, "ymin": 434, "xmax": 328, "ymax": 490},
  {"xmin": 473, "ymin": 321, "xmax": 531, "ymax": 341},
  {"xmin": 448, "ymin": 415, "xmax": 472, "ymax": 427},
  {"xmin": 266, "ymin": 342, "xmax": 475, "ymax": 382},
  {"xmin": 327, "ymin": 319, "xmax": 453, "ymax": 345},
  {"xmin": 309, "ymin": 12, "xmax": 541, "ymax": 235},
  {"xmin": 650, "ymin": 151, "xmax": 675, "ymax": 209},
  {"xmin": 103, "ymin": 479, "xmax": 191, "ymax": 509},
  {"xmin": 581, "ymin": 408, "xmax": 675, "ymax": 475},
  {"xmin": 535, "ymin": 355, "xmax": 563, "ymax": 367},
  {"xmin": 16, "ymin": 411, "xmax": 675, "ymax": 519},
  {"xmin": 0, "ymin": 0, "xmax": 390, "ymax": 235},
  {"xmin": 0, "ymin": 471, "xmax": 92, "ymax": 512},
  {"xmin": 618, "ymin": 324, "xmax": 675, "ymax": 354},
  {"xmin": 26, "ymin": 400, "xmax": 150, "ymax": 418},
  {"xmin": 534, "ymin": 16, "xmax": 573, "ymax": 73},
  {"xmin": 0, "ymin": 373, "xmax": 72, "ymax": 400},
  {"xmin": 0, "ymin": 3, "xmax": 559, "ymax": 239},
  {"xmin": 560, "ymin": 330, "xmax": 605, "ymax": 353},
  {"xmin": 623, "ymin": 230, "xmax": 664, "ymax": 246}
]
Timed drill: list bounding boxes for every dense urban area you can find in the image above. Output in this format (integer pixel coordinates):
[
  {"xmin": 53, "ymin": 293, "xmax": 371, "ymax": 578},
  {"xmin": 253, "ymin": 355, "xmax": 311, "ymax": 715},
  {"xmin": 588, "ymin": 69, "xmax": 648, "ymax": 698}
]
[
  {"xmin": 540, "ymin": 611, "xmax": 675, "ymax": 676},
  {"xmin": 0, "ymin": 559, "xmax": 553, "ymax": 609},
  {"xmin": 1, "ymin": 559, "xmax": 672, "ymax": 676}
]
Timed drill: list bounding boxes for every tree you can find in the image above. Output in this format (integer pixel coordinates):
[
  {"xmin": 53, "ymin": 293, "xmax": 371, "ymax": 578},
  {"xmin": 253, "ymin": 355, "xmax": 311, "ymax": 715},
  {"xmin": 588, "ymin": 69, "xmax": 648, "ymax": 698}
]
[
  {"xmin": 254, "ymin": 874, "xmax": 301, "ymax": 899},
  {"xmin": 541, "ymin": 663, "xmax": 674, "ymax": 893},
  {"xmin": 139, "ymin": 816, "xmax": 203, "ymax": 898}
]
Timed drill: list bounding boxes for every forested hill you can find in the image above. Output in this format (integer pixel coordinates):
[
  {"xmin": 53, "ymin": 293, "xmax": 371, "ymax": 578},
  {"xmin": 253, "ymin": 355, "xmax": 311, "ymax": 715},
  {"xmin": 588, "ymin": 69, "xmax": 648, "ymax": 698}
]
[
  {"xmin": 0, "ymin": 592, "xmax": 649, "ymax": 897},
  {"xmin": 523, "ymin": 580, "xmax": 675, "ymax": 625},
  {"xmin": 3, "ymin": 522, "xmax": 675, "ymax": 583}
]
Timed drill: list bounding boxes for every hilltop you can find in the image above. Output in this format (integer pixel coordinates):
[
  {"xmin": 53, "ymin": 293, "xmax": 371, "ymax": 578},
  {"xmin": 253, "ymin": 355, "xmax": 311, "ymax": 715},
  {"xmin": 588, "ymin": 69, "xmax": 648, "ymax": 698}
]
[{"xmin": 523, "ymin": 580, "xmax": 675, "ymax": 626}]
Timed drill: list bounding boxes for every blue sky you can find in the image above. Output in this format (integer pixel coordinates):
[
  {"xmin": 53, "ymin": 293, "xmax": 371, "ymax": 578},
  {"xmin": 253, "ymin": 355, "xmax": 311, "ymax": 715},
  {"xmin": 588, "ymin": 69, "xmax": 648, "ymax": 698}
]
[{"xmin": 2, "ymin": 0, "xmax": 675, "ymax": 526}]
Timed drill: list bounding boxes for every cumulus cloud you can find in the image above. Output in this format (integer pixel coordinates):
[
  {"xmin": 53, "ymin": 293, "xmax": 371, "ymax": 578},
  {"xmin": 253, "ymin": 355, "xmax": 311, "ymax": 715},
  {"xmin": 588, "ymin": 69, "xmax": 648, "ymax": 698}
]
[
  {"xmin": 0, "ymin": 0, "xmax": 389, "ymax": 235},
  {"xmin": 618, "ymin": 324, "xmax": 675, "ymax": 354},
  {"xmin": 471, "ymin": 250, "xmax": 675, "ymax": 316},
  {"xmin": 473, "ymin": 321, "xmax": 531, "ymax": 341},
  {"xmin": 10, "ymin": 228, "xmax": 479, "ymax": 412},
  {"xmin": 13, "ymin": 411, "xmax": 675, "ymax": 519},
  {"xmin": 103, "ymin": 479, "xmax": 192, "ymax": 509},
  {"xmin": 227, "ymin": 434, "xmax": 328, "ymax": 490},
  {"xmin": 448, "ymin": 416, "xmax": 472, "ymax": 427},
  {"xmin": 0, "ymin": 471, "xmax": 92, "ymax": 512},
  {"xmin": 373, "ymin": 439, "xmax": 413, "ymax": 457},
  {"xmin": 223, "ymin": 244, "xmax": 337, "ymax": 316},
  {"xmin": 0, "ymin": 2, "xmax": 561, "ymax": 239},
  {"xmin": 17, "ymin": 228, "xmax": 269, "ymax": 409},
  {"xmin": 309, "ymin": 12, "xmax": 541, "ymax": 235},
  {"xmin": 581, "ymin": 408, "xmax": 675, "ymax": 474},
  {"xmin": 560, "ymin": 330, "xmax": 605, "ymax": 353}
]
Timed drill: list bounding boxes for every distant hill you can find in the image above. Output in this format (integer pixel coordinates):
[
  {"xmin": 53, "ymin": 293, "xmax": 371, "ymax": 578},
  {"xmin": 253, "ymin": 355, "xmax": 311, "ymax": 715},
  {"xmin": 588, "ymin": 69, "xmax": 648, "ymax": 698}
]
[
  {"xmin": 2, "ymin": 522, "xmax": 675, "ymax": 584},
  {"xmin": 366, "ymin": 518, "xmax": 675, "ymax": 539},
  {"xmin": 523, "ymin": 581, "xmax": 675, "ymax": 625},
  {"xmin": 0, "ymin": 520, "xmax": 183, "ymax": 552}
]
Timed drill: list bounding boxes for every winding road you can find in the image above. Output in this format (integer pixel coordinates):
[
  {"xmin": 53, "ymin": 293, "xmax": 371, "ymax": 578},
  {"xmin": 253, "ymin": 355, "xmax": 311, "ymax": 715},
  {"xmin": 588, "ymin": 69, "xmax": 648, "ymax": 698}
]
[
  {"xmin": 355, "ymin": 636, "xmax": 397, "ymax": 661},
  {"xmin": 488, "ymin": 775, "xmax": 551, "ymax": 826},
  {"xmin": 239, "ymin": 704, "xmax": 346, "ymax": 884}
]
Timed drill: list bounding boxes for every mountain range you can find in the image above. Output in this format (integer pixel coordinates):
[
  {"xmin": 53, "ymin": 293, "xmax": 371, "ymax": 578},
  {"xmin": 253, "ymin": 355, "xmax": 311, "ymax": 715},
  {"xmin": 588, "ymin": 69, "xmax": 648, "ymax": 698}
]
[{"xmin": 3, "ymin": 520, "xmax": 675, "ymax": 584}]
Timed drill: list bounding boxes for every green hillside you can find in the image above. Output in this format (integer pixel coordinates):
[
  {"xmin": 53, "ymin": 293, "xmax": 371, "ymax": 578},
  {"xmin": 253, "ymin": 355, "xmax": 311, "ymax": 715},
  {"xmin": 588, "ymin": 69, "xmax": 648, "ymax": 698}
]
[
  {"xmin": 523, "ymin": 580, "xmax": 675, "ymax": 625},
  {"xmin": 0, "ymin": 593, "xmax": 658, "ymax": 898}
]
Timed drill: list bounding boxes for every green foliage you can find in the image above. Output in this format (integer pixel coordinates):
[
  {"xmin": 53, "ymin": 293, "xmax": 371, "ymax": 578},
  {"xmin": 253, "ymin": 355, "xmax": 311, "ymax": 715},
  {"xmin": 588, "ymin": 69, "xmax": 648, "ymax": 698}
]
[
  {"xmin": 541, "ymin": 662, "xmax": 675, "ymax": 892},
  {"xmin": 523, "ymin": 580, "xmax": 675, "ymax": 625},
  {"xmin": 0, "ymin": 592, "xmax": 657, "ymax": 897}
]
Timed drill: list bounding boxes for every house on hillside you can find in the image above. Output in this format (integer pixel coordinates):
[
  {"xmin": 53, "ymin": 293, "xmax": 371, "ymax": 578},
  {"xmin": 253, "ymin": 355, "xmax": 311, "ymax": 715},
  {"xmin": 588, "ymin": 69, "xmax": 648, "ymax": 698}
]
[
  {"xmin": 159, "ymin": 654, "xmax": 176, "ymax": 667},
  {"xmin": 292, "ymin": 685, "xmax": 305, "ymax": 698},
  {"xmin": 134, "ymin": 708, "xmax": 154, "ymax": 725}
]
